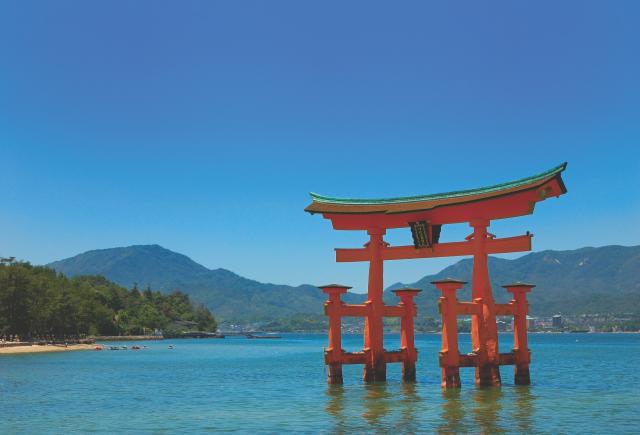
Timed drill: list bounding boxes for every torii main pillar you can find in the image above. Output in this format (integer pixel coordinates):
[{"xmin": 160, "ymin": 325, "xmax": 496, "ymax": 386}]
[
  {"xmin": 471, "ymin": 219, "xmax": 501, "ymax": 386},
  {"xmin": 363, "ymin": 228, "xmax": 387, "ymax": 382}
]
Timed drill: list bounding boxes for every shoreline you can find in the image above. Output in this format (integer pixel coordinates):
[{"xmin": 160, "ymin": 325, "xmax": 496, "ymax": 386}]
[
  {"xmin": 90, "ymin": 335, "xmax": 163, "ymax": 341},
  {"xmin": 221, "ymin": 330, "xmax": 640, "ymax": 336},
  {"xmin": 0, "ymin": 343, "xmax": 96, "ymax": 355}
]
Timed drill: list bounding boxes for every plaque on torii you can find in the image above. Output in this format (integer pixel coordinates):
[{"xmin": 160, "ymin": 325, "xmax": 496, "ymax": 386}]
[{"xmin": 305, "ymin": 163, "xmax": 567, "ymax": 386}]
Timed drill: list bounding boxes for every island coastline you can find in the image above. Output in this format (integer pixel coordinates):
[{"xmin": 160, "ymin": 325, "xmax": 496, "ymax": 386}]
[{"xmin": 0, "ymin": 343, "xmax": 96, "ymax": 355}]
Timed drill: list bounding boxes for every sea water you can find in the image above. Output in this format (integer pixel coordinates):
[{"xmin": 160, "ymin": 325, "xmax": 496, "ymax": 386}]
[{"xmin": 1, "ymin": 333, "xmax": 639, "ymax": 434}]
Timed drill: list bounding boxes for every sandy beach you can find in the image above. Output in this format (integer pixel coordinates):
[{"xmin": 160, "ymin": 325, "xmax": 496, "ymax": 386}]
[{"xmin": 0, "ymin": 343, "xmax": 96, "ymax": 355}]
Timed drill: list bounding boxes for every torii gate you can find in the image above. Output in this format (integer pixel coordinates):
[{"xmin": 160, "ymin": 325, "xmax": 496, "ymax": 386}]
[{"xmin": 305, "ymin": 163, "xmax": 567, "ymax": 385}]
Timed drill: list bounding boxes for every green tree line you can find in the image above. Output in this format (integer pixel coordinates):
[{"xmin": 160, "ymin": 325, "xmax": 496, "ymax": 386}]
[{"xmin": 0, "ymin": 261, "xmax": 216, "ymax": 340}]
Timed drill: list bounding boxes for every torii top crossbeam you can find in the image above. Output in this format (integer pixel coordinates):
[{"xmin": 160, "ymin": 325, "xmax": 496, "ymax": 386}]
[{"xmin": 305, "ymin": 162, "xmax": 567, "ymax": 230}]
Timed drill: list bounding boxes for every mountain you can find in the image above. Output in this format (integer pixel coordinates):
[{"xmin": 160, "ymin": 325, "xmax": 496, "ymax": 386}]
[
  {"xmin": 47, "ymin": 244, "xmax": 640, "ymax": 323},
  {"xmin": 47, "ymin": 245, "xmax": 364, "ymax": 322},
  {"xmin": 387, "ymin": 245, "xmax": 640, "ymax": 316}
]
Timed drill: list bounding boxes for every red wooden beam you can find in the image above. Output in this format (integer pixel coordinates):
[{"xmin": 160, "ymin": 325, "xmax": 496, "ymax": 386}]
[
  {"xmin": 335, "ymin": 234, "xmax": 532, "ymax": 263},
  {"xmin": 384, "ymin": 351, "xmax": 405, "ymax": 363},
  {"xmin": 456, "ymin": 302, "xmax": 482, "ymax": 316},
  {"xmin": 495, "ymin": 303, "xmax": 515, "ymax": 316},
  {"xmin": 336, "ymin": 352, "xmax": 368, "ymax": 365},
  {"xmin": 457, "ymin": 353, "xmax": 479, "ymax": 367},
  {"xmin": 383, "ymin": 306, "xmax": 404, "ymax": 317},
  {"xmin": 321, "ymin": 176, "xmax": 566, "ymax": 230},
  {"xmin": 341, "ymin": 304, "xmax": 368, "ymax": 317}
]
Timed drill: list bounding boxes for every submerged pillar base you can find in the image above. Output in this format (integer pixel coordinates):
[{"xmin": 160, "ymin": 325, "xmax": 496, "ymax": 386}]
[
  {"xmin": 402, "ymin": 361, "xmax": 416, "ymax": 382},
  {"xmin": 514, "ymin": 365, "xmax": 530, "ymax": 385},
  {"xmin": 441, "ymin": 366, "xmax": 461, "ymax": 388},
  {"xmin": 476, "ymin": 364, "xmax": 502, "ymax": 386},
  {"xmin": 363, "ymin": 358, "xmax": 387, "ymax": 382},
  {"xmin": 327, "ymin": 363, "xmax": 343, "ymax": 385}
]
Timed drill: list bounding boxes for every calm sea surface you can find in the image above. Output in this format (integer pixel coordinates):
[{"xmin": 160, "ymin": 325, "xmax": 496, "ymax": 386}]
[{"xmin": 2, "ymin": 333, "xmax": 639, "ymax": 434}]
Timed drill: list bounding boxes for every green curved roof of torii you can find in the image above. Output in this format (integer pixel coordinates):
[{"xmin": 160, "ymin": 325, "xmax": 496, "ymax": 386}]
[{"xmin": 309, "ymin": 162, "xmax": 567, "ymax": 206}]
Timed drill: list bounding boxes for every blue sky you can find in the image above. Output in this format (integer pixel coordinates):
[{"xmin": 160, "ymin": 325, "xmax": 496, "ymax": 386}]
[{"xmin": 1, "ymin": 1, "xmax": 639, "ymax": 292}]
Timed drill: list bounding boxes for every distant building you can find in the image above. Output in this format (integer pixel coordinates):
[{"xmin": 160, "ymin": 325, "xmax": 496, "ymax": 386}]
[
  {"xmin": 496, "ymin": 320, "xmax": 509, "ymax": 332},
  {"xmin": 552, "ymin": 315, "xmax": 563, "ymax": 329},
  {"xmin": 526, "ymin": 315, "xmax": 537, "ymax": 329}
]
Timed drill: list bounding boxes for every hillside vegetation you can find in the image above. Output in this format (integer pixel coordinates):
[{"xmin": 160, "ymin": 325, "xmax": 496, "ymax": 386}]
[
  {"xmin": 48, "ymin": 244, "xmax": 640, "ymax": 322},
  {"xmin": 48, "ymin": 244, "xmax": 364, "ymax": 321},
  {"xmin": 388, "ymin": 245, "xmax": 640, "ymax": 316},
  {"xmin": 0, "ymin": 261, "xmax": 216, "ymax": 340}
]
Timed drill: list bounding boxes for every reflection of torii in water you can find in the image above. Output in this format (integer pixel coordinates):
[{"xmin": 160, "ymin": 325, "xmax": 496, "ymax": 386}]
[{"xmin": 306, "ymin": 163, "xmax": 568, "ymax": 386}]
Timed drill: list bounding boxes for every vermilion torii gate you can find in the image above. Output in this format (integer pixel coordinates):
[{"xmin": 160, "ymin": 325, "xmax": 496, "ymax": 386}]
[{"xmin": 306, "ymin": 163, "xmax": 567, "ymax": 385}]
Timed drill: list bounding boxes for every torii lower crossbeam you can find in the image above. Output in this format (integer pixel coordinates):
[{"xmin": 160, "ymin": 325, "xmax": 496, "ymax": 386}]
[{"xmin": 335, "ymin": 234, "xmax": 531, "ymax": 263}]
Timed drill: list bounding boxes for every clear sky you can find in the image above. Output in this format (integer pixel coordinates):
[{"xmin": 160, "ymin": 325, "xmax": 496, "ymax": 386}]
[{"xmin": 1, "ymin": 1, "xmax": 639, "ymax": 292}]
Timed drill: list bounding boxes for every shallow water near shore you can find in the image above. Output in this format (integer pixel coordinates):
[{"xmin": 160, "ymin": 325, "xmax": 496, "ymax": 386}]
[{"xmin": 1, "ymin": 333, "xmax": 639, "ymax": 433}]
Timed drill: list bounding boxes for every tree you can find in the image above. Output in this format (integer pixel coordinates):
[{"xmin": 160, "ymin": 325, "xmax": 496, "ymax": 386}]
[{"xmin": 0, "ymin": 262, "xmax": 217, "ymax": 339}]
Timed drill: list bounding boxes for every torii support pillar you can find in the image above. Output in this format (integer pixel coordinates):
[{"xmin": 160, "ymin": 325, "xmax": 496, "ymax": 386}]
[
  {"xmin": 319, "ymin": 283, "xmax": 420, "ymax": 384},
  {"xmin": 320, "ymin": 284, "xmax": 351, "ymax": 384},
  {"xmin": 363, "ymin": 228, "xmax": 387, "ymax": 383},
  {"xmin": 470, "ymin": 219, "xmax": 502, "ymax": 387},
  {"xmin": 433, "ymin": 279, "xmax": 465, "ymax": 388},
  {"xmin": 503, "ymin": 282, "xmax": 535, "ymax": 385},
  {"xmin": 392, "ymin": 288, "xmax": 421, "ymax": 382}
]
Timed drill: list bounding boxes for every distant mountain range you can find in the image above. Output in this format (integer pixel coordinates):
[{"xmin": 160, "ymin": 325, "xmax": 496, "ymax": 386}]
[
  {"xmin": 386, "ymin": 245, "xmax": 640, "ymax": 317},
  {"xmin": 47, "ymin": 244, "xmax": 640, "ymax": 322},
  {"xmin": 47, "ymin": 245, "xmax": 363, "ymax": 322}
]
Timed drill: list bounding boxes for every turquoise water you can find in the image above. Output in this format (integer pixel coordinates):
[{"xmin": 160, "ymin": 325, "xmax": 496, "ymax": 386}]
[{"xmin": 2, "ymin": 333, "xmax": 639, "ymax": 434}]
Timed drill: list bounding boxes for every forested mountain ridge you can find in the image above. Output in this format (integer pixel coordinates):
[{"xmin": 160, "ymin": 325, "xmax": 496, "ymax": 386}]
[
  {"xmin": 47, "ymin": 244, "xmax": 640, "ymax": 322},
  {"xmin": 48, "ymin": 245, "xmax": 364, "ymax": 322},
  {"xmin": 387, "ymin": 245, "xmax": 640, "ymax": 316},
  {"xmin": 0, "ymin": 261, "xmax": 216, "ymax": 339}
]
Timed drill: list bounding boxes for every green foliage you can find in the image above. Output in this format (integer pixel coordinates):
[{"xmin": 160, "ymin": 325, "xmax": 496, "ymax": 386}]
[
  {"xmin": 0, "ymin": 261, "xmax": 217, "ymax": 339},
  {"xmin": 46, "ymin": 244, "xmax": 365, "ymax": 323},
  {"xmin": 47, "ymin": 244, "xmax": 640, "ymax": 324},
  {"xmin": 396, "ymin": 245, "xmax": 640, "ymax": 317}
]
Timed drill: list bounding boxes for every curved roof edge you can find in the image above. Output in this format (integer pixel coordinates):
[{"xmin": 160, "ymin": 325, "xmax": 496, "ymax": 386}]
[{"xmin": 308, "ymin": 162, "xmax": 567, "ymax": 206}]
